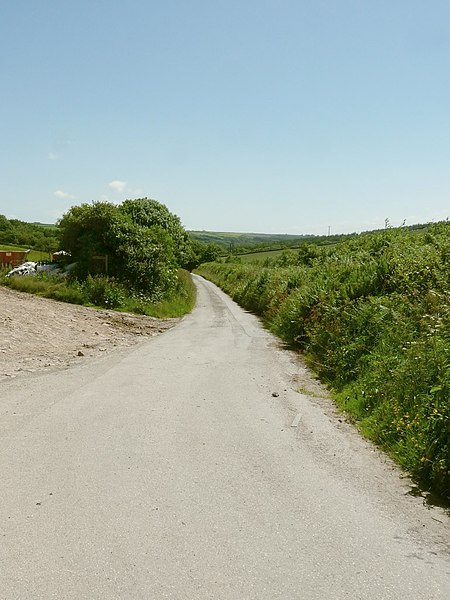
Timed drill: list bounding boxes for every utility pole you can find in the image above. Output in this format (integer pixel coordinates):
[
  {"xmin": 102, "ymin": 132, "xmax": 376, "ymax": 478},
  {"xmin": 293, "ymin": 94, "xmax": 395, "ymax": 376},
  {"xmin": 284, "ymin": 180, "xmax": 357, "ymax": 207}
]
[{"xmin": 328, "ymin": 226, "xmax": 331, "ymax": 236}]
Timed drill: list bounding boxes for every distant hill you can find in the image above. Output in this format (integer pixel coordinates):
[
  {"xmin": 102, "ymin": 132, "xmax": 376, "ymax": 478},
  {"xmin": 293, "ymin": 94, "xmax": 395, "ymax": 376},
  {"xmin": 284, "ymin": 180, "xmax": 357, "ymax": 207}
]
[
  {"xmin": 188, "ymin": 230, "xmax": 313, "ymax": 249},
  {"xmin": 189, "ymin": 222, "xmax": 433, "ymax": 255},
  {"xmin": 31, "ymin": 222, "xmax": 59, "ymax": 230}
]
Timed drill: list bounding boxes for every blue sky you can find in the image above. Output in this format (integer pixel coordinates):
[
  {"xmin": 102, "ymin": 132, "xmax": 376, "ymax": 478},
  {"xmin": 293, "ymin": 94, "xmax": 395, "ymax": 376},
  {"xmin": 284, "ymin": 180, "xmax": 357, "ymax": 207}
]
[{"xmin": 1, "ymin": 0, "xmax": 449, "ymax": 235}]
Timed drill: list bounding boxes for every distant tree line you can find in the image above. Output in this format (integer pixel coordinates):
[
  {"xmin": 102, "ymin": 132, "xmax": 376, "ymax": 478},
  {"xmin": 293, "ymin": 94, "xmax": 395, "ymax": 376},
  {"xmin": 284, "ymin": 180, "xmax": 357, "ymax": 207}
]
[
  {"xmin": 188, "ymin": 222, "xmax": 432, "ymax": 256},
  {"xmin": 0, "ymin": 214, "xmax": 60, "ymax": 252}
]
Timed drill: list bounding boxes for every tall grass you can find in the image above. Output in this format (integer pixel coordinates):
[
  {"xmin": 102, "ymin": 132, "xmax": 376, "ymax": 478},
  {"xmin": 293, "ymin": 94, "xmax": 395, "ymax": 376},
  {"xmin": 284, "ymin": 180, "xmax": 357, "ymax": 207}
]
[
  {"xmin": 196, "ymin": 223, "xmax": 450, "ymax": 500},
  {"xmin": 120, "ymin": 269, "xmax": 197, "ymax": 317},
  {"xmin": 1, "ymin": 269, "xmax": 196, "ymax": 318}
]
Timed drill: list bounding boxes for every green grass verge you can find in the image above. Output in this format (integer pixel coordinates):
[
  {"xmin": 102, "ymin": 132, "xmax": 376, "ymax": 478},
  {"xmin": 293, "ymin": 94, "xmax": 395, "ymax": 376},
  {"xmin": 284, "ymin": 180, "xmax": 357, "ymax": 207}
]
[
  {"xmin": 120, "ymin": 269, "xmax": 197, "ymax": 318},
  {"xmin": 0, "ymin": 269, "xmax": 196, "ymax": 318}
]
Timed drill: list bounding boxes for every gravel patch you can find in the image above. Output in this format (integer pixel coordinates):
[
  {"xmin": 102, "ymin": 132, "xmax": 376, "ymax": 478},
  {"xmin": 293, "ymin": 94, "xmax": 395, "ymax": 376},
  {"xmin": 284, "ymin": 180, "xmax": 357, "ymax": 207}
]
[{"xmin": 0, "ymin": 287, "xmax": 179, "ymax": 380}]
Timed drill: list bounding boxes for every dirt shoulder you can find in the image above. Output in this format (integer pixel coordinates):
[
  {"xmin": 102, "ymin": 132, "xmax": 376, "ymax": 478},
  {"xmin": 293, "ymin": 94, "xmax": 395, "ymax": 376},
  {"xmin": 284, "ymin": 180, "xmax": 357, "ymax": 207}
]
[{"xmin": 0, "ymin": 287, "xmax": 179, "ymax": 381}]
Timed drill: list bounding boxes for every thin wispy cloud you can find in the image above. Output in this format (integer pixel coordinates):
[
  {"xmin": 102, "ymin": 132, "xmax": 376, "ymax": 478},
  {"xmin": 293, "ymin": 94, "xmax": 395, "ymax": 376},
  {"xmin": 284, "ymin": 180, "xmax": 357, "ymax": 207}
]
[
  {"xmin": 54, "ymin": 190, "xmax": 74, "ymax": 199},
  {"xmin": 109, "ymin": 180, "xmax": 127, "ymax": 193},
  {"xmin": 48, "ymin": 152, "xmax": 57, "ymax": 160}
]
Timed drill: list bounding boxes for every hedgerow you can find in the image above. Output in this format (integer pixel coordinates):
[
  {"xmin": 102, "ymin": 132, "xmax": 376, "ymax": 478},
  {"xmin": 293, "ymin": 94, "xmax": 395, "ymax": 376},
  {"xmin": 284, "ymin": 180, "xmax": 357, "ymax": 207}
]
[{"xmin": 196, "ymin": 223, "xmax": 450, "ymax": 500}]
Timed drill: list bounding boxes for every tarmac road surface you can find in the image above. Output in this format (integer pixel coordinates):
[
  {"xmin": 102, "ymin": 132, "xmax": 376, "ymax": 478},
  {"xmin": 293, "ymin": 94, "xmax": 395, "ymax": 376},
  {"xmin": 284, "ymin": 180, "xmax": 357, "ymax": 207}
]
[{"xmin": 1, "ymin": 275, "xmax": 449, "ymax": 599}]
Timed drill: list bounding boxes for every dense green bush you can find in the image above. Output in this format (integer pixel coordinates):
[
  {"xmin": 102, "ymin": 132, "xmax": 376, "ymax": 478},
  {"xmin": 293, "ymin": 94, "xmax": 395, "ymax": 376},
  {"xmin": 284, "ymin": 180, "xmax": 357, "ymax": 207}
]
[
  {"xmin": 79, "ymin": 276, "xmax": 126, "ymax": 309},
  {"xmin": 196, "ymin": 223, "xmax": 450, "ymax": 500},
  {"xmin": 2, "ymin": 269, "xmax": 195, "ymax": 317},
  {"xmin": 58, "ymin": 199, "xmax": 188, "ymax": 300}
]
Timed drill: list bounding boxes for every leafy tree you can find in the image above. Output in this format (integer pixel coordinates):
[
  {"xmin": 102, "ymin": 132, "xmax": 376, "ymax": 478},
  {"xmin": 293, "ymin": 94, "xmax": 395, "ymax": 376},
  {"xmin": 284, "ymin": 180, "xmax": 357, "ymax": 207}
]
[
  {"xmin": 184, "ymin": 240, "xmax": 222, "ymax": 270},
  {"xmin": 0, "ymin": 214, "xmax": 14, "ymax": 244},
  {"xmin": 58, "ymin": 198, "xmax": 186, "ymax": 298},
  {"xmin": 120, "ymin": 198, "xmax": 191, "ymax": 267},
  {"xmin": 0, "ymin": 214, "xmax": 60, "ymax": 251},
  {"xmin": 58, "ymin": 201, "xmax": 121, "ymax": 276},
  {"xmin": 112, "ymin": 220, "xmax": 177, "ymax": 299}
]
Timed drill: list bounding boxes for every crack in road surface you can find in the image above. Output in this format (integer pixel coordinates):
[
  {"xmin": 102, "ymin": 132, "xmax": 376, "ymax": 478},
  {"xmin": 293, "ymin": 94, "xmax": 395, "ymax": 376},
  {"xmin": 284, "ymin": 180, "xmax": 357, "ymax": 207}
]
[{"xmin": 0, "ymin": 275, "xmax": 449, "ymax": 599}]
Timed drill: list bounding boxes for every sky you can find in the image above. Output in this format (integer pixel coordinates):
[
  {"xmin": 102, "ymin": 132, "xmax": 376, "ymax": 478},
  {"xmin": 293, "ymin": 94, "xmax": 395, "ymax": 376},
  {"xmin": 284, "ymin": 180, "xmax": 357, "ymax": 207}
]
[{"xmin": 1, "ymin": 0, "xmax": 449, "ymax": 235}]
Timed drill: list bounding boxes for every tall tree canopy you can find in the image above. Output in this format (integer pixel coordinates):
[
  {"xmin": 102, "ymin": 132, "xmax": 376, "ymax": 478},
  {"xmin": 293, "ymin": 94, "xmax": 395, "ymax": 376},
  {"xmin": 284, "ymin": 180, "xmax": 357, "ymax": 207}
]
[
  {"xmin": 58, "ymin": 198, "xmax": 188, "ymax": 299},
  {"xmin": 120, "ymin": 198, "xmax": 190, "ymax": 266}
]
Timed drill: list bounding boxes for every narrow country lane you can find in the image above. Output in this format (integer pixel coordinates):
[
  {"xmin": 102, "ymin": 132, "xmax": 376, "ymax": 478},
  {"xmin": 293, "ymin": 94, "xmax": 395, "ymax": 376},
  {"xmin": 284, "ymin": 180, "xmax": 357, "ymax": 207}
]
[{"xmin": 1, "ymin": 275, "xmax": 449, "ymax": 599}]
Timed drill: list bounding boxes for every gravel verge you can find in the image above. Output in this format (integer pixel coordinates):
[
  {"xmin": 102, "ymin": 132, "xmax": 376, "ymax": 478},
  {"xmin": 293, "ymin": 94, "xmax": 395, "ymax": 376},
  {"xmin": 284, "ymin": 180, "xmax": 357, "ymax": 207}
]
[{"xmin": 0, "ymin": 287, "xmax": 179, "ymax": 381}]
